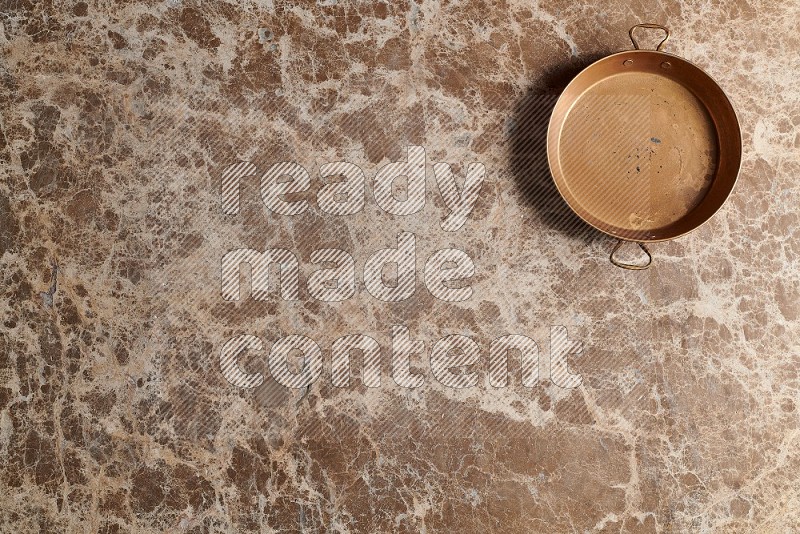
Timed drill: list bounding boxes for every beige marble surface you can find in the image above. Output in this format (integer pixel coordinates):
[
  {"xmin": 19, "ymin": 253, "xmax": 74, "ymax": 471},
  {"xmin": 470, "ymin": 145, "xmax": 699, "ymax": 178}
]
[{"xmin": 1, "ymin": 1, "xmax": 799, "ymax": 532}]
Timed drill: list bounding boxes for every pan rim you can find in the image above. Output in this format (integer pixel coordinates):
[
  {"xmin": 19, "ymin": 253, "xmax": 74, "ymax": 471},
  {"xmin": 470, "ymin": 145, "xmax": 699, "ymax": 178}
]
[{"xmin": 546, "ymin": 49, "xmax": 743, "ymax": 243}]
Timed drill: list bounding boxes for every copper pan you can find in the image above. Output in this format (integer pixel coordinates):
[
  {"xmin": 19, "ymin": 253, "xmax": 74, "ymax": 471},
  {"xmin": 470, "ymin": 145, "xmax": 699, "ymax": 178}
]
[{"xmin": 547, "ymin": 24, "xmax": 741, "ymax": 269}]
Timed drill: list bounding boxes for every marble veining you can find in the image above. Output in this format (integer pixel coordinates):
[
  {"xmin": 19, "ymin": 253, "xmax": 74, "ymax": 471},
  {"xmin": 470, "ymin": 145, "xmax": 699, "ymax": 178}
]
[{"xmin": 1, "ymin": 1, "xmax": 799, "ymax": 532}]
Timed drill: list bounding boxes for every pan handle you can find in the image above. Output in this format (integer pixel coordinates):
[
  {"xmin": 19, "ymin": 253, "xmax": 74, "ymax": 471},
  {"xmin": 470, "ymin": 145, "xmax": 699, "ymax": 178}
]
[
  {"xmin": 610, "ymin": 240, "xmax": 652, "ymax": 270},
  {"xmin": 629, "ymin": 23, "xmax": 670, "ymax": 51}
]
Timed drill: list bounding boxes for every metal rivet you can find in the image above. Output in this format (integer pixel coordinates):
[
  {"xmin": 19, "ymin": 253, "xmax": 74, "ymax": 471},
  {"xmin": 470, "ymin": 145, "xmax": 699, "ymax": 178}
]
[
  {"xmin": 623, "ymin": 59, "xmax": 634, "ymax": 66},
  {"xmin": 661, "ymin": 61, "xmax": 672, "ymax": 69}
]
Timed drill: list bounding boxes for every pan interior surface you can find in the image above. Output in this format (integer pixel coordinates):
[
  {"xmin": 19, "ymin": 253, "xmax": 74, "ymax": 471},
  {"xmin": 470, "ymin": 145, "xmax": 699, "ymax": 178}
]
[
  {"xmin": 558, "ymin": 70, "xmax": 718, "ymax": 235},
  {"xmin": 547, "ymin": 48, "xmax": 744, "ymax": 242}
]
